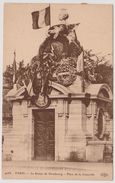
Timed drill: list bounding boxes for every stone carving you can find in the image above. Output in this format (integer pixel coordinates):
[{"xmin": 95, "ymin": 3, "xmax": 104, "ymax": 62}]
[
  {"xmin": 55, "ymin": 58, "xmax": 77, "ymax": 86},
  {"xmin": 15, "ymin": 23, "xmax": 82, "ymax": 108},
  {"xmin": 34, "ymin": 93, "xmax": 51, "ymax": 108}
]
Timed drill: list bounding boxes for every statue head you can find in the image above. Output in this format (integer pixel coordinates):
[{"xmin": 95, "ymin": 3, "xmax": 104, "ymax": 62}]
[{"xmin": 59, "ymin": 9, "xmax": 69, "ymax": 21}]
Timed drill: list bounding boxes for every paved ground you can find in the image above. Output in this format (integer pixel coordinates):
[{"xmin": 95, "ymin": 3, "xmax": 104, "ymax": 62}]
[{"xmin": 2, "ymin": 161, "xmax": 113, "ymax": 180}]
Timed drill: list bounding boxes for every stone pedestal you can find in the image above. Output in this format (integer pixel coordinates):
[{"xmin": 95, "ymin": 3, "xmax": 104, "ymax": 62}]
[
  {"xmin": 3, "ymin": 83, "xmax": 112, "ymax": 162},
  {"xmin": 3, "ymin": 100, "xmax": 33, "ymax": 161}
]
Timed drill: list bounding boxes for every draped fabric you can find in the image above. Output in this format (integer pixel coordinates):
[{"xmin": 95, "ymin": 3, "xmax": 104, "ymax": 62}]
[{"xmin": 17, "ymin": 23, "xmax": 83, "ymax": 97}]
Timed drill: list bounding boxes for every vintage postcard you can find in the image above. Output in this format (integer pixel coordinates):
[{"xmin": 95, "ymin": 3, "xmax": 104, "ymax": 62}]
[{"xmin": 2, "ymin": 3, "xmax": 113, "ymax": 180}]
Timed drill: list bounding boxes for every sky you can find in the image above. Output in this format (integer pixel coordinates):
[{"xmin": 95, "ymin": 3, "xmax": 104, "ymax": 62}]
[{"xmin": 3, "ymin": 3, "xmax": 113, "ymax": 70}]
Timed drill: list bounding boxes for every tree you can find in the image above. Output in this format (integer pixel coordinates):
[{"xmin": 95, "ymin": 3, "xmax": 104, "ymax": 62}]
[
  {"xmin": 4, "ymin": 50, "xmax": 113, "ymax": 91},
  {"xmin": 84, "ymin": 50, "xmax": 112, "ymax": 90},
  {"xmin": 83, "ymin": 50, "xmax": 113, "ymax": 118},
  {"xmin": 3, "ymin": 50, "xmax": 113, "ymax": 118},
  {"xmin": 3, "ymin": 65, "xmax": 13, "ymax": 89}
]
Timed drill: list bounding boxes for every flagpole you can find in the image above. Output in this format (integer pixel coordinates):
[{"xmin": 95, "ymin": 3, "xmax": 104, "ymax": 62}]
[
  {"xmin": 82, "ymin": 48, "xmax": 85, "ymax": 92},
  {"xmin": 13, "ymin": 50, "xmax": 17, "ymax": 86},
  {"xmin": 49, "ymin": 3, "xmax": 51, "ymax": 27},
  {"xmin": 74, "ymin": 27, "xmax": 85, "ymax": 92}
]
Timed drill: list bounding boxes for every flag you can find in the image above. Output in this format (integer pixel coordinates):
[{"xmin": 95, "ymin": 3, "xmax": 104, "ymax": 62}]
[
  {"xmin": 31, "ymin": 6, "xmax": 50, "ymax": 29},
  {"xmin": 77, "ymin": 51, "xmax": 84, "ymax": 72},
  {"xmin": 27, "ymin": 80, "xmax": 34, "ymax": 96}
]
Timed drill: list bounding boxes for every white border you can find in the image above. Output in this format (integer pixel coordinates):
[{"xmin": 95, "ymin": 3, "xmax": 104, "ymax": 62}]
[
  {"xmin": 0, "ymin": 0, "xmax": 114, "ymax": 3},
  {"xmin": 0, "ymin": 0, "xmax": 114, "ymax": 183}
]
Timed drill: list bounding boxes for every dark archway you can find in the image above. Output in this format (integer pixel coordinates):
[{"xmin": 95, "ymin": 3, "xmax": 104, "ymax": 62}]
[{"xmin": 97, "ymin": 108, "xmax": 104, "ymax": 139}]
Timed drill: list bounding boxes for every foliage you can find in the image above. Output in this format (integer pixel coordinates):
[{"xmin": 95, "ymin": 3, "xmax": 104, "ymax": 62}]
[
  {"xmin": 83, "ymin": 50, "xmax": 113, "ymax": 118},
  {"xmin": 84, "ymin": 50, "xmax": 112, "ymax": 90},
  {"xmin": 3, "ymin": 50, "xmax": 113, "ymax": 90},
  {"xmin": 3, "ymin": 65, "xmax": 13, "ymax": 89},
  {"xmin": 3, "ymin": 50, "xmax": 113, "ymax": 118}
]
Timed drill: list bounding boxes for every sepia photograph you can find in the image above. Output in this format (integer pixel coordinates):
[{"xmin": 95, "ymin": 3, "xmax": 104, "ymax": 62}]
[{"xmin": 2, "ymin": 2, "xmax": 113, "ymax": 180}]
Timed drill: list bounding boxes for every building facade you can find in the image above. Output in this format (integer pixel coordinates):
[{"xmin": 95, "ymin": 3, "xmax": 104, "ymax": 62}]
[
  {"xmin": 3, "ymin": 76, "xmax": 113, "ymax": 162},
  {"xmin": 2, "ymin": 22, "xmax": 113, "ymax": 163}
]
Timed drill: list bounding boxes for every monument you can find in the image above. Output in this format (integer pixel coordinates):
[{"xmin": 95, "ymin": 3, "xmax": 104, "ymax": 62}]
[{"xmin": 3, "ymin": 8, "xmax": 113, "ymax": 163}]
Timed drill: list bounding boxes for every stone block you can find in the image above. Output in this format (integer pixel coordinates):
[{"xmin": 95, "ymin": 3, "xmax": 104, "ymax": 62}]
[{"xmin": 86, "ymin": 144, "xmax": 104, "ymax": 162}]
